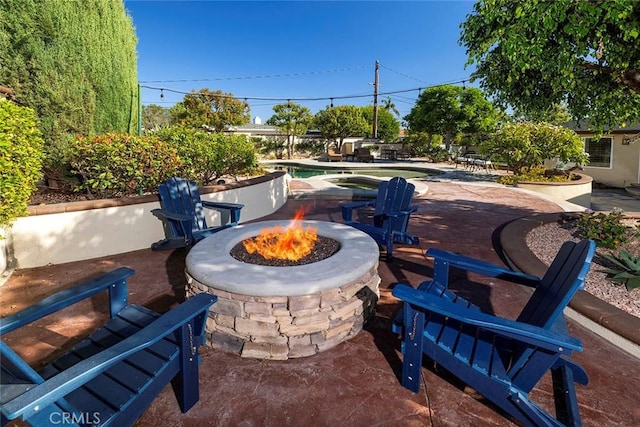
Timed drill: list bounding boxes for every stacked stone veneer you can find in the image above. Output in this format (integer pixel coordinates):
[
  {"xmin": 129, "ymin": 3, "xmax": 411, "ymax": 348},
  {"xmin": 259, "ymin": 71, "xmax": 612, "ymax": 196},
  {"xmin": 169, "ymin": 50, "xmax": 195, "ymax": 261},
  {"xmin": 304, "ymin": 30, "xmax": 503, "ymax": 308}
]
[{"xmin": 186, "ymin": 265, "xmax": 380, "ymax": 360}]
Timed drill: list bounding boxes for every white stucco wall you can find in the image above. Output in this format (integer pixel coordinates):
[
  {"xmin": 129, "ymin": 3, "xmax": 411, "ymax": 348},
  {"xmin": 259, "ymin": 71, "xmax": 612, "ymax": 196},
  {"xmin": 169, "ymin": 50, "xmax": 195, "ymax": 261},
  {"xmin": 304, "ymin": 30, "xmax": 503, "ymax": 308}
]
[
  {"xmin": 0, "ymin": 230, "xmax": 7, "ymax": 277},
  {"xmin": 7, "ymin": 173, "xmax": 290, "ymax": 269},
  {"xmin": 516, "ymin": 174, "xmax": 593, "ymax": 208}
]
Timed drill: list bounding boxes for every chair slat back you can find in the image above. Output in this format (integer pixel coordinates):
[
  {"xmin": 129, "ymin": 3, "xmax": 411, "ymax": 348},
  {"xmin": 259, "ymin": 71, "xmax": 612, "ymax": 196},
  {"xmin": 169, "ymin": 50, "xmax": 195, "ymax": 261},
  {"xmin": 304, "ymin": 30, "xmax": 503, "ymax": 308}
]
[
  {"xmin": 516, "ymin": 240, "xmax": 595, "ymax": 328},
  {"xmin": 158, "ymin": 178, "xmax": 208, "ymax": 235},
  {"xmin": 373, "ymin": 177, "xmax": 415, "ymax": 230}
]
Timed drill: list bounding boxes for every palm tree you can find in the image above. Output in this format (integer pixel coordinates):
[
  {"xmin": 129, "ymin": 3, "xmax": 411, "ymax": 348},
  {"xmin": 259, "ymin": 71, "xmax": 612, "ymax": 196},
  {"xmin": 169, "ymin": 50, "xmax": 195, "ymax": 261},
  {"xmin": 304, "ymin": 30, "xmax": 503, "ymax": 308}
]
[{"xmin": 381, "ymin": 96, "xmax": 400, "ymax": 117}]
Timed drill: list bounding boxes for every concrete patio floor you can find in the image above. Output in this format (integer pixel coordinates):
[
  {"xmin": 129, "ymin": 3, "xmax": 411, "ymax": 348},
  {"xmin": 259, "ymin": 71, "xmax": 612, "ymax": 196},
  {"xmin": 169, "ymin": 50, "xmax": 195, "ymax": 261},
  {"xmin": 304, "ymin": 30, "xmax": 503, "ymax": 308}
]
[{"xmin": 2, "ymin": 180, "xmax": 640, "ymax": 426}]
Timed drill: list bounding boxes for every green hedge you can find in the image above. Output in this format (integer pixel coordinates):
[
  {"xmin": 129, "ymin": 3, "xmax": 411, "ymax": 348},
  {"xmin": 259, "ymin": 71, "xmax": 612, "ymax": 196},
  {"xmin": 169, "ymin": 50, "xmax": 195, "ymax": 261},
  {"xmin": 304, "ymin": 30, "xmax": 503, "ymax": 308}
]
[
  {"xmin": 153, "ymin": 127, "xmax": 258, "ymax": 185},
  {"xmin": 68, "ymin": 133, "xmax": 182, "ymax": 198},
  {"xmin": 0, "ymin": 100, "xmax": 44, "ymax": 228}
]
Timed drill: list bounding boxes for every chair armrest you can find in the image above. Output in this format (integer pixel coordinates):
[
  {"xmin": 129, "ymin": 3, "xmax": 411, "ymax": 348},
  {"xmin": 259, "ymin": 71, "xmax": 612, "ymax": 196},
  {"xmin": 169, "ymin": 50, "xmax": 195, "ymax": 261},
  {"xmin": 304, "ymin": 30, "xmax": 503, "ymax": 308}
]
[
  {"xmin": 426, "ymin": 248, "xmax": 541, "ymax": 287},
  {"xmin": 0, "ymin": 268, "xmax": 135, "ymax": 335},
  {"xmin": 340, "ymin": 200, "xmax": 376, "ymax": 222},
  {"xmin": 381, "ymin": 206, "xmax": 418, "ymax": 219},
  {"xmin": 201, "ymin": 201, "xmax": 243, "ymax": 224},
  {"xmin": 151, "ymin": 209, "xmax": 195, "ymax": 242},
  {"xmin": 1, "ymin": 293, "xmax": 217, "ymax": 420},
  {"xmin": 393, "ymin": 284, "xmax": 581, "ymax": 352},
  {"xmin": 150, "ymin": 209, "xmax": 191, "ymax": 222},
  {"xmin": 340, "ymin": 200, "xmax": 376, "ymax": 210},
  {"xmin": 201, "ymin": 201, "xmax": 244, "ymax": 211}
]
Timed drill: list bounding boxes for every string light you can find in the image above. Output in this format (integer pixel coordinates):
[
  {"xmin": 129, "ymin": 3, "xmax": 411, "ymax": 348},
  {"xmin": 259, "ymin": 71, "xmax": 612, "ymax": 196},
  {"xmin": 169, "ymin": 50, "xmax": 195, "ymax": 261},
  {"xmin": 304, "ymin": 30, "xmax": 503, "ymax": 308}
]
[{"xmin": 140, "ymin": 78, "xmax": 471, "ymax": 105}]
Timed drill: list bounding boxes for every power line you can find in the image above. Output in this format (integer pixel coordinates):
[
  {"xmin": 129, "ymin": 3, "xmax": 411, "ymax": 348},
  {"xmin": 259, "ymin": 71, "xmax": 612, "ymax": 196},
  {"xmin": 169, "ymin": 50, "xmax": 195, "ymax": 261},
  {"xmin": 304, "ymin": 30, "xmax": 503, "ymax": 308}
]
[
  {"xmin": 139, "ymin": 65, "xmax": 371, "ymax": 83},
  {"xmin": 378, "ymin": 63, "xmax": 430, "ymax": 84}
]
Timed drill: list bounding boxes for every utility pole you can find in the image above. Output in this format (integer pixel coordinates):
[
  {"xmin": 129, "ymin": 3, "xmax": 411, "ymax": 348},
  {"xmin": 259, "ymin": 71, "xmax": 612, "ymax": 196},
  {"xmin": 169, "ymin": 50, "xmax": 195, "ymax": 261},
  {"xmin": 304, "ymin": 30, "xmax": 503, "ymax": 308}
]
[
  {"xmin": 372, "ymin": 60, "xmax": 379, "ymax": 139},
  {"xmin": 137, "ymin": 83, "xmax": 142, "ymax": 136}
]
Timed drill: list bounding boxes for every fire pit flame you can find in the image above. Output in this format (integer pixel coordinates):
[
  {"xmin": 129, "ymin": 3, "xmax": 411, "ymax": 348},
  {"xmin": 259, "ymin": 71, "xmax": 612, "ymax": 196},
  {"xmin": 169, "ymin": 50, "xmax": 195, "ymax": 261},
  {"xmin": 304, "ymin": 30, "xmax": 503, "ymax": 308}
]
[{"xmin": 242, "ymin": 208, "xmax": 318, "ymax": 261}]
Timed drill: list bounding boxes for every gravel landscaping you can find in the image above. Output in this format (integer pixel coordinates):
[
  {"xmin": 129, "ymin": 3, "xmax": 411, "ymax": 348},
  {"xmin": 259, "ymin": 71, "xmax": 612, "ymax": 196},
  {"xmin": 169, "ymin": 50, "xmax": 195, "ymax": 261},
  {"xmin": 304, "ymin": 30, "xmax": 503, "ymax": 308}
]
[{"xmin": 526, "ymin": 221, "xmax": 640, "ymax": 318}]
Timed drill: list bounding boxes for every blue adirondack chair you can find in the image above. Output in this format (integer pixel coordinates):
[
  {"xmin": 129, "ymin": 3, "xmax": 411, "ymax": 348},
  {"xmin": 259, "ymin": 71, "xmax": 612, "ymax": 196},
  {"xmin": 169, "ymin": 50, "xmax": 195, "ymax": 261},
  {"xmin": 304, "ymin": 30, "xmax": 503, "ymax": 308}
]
[
  {"xmin": 151, "ymin": 177, "xmax": 244, "ymax": 250},
  {"xmin": 392, "ymin": 239, "xmax": 595, "ymax": 427},
  {"xmin": 340, "ymin": 177, "xmax": 419, "ymax": 259},
  {"xmin": 0, "ymin": 268, "xmax": 216, "ymax": 426}
]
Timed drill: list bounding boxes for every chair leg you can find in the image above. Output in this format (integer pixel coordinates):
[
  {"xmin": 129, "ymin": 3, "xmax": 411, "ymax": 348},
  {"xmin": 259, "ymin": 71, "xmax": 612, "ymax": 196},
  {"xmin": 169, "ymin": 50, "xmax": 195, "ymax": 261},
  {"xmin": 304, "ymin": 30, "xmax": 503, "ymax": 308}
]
[
  {"xmin": 175, "ymin": 321, "xmax": 200, "ymax": 413},
  {"xmin": 400, "ymin": 307, "xmax": 425, "ymax": 393},
  {"xmin": 551, "ymin": 363, "xmax": 583, "ymax": 427}
]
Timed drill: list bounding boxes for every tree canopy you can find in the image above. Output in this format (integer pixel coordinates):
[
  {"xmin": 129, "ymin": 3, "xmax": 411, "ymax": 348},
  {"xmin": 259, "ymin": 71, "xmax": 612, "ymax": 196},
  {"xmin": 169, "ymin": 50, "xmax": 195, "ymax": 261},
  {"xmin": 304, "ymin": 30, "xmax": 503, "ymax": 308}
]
[
  {"xmin": 460, "ymin": 0, "xmax": 640, "ymax": 130},
  {"xmin": 170, "ymin": 89, "xmax": 250, "ymax": 131},
  {"xmin": 361, "ymin": 106, "xmax": 400, "ymax": 142},
  {"xmin": 266, "ymin": 102, "xmax": 313, "ymax": 159},
  {"xmin": 142, "ymin": 104, "xmax": 171, "ymax": 131},
  {"xmin": 314, "ymin": 105, "xmax": 369, "ymax": 151},
  {"xmin": 404, "ymin": 85, "xmax": 501, "ymax": 150}
]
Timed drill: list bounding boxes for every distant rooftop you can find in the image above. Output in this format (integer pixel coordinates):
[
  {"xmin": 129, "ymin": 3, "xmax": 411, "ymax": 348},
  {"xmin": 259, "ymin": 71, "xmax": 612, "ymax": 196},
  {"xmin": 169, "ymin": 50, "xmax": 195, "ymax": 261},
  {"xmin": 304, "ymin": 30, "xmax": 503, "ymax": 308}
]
[{"xmin": 563, "ymin": 121, "xmax": 640, "ymax": 133}]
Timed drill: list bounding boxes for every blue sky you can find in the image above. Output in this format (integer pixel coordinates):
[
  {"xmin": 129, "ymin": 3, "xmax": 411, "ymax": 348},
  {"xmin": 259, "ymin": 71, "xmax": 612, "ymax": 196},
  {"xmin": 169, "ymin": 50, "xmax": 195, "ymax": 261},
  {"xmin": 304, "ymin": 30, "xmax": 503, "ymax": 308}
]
[{"xmin": 125, "ymin": 0, "xmax": 477, "ymax": 123}]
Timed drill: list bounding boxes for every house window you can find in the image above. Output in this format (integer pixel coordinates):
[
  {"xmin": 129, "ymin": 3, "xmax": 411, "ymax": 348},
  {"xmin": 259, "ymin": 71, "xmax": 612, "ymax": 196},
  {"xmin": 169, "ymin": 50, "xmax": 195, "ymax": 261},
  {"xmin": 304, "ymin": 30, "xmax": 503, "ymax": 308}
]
[{"xmin": 583, "ymin": 137, "xmax": 612, "ymax": 168}]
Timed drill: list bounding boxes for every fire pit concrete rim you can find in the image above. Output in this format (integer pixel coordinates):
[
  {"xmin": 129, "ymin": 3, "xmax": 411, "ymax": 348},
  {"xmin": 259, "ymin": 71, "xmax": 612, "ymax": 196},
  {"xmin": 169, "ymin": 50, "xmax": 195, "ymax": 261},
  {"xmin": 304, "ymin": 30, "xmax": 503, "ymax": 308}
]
[{"xmin": 185, "ymin": 220, "xmax": 380, "ymax": 297}]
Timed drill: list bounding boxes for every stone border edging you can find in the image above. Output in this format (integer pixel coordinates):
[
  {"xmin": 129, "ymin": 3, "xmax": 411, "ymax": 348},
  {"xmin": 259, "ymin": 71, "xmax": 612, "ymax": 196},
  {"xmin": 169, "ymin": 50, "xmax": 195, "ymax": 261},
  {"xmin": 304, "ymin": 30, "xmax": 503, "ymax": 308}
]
[{"xmin": 500, "ymin": 212, "xmax": 640, "ymax": 358}]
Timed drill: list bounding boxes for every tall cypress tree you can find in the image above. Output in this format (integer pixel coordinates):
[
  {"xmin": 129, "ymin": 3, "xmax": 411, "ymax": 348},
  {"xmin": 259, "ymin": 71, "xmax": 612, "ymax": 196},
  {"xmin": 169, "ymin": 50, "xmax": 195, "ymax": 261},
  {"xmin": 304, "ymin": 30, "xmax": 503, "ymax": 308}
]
[{"xmin": 0, "ymin": 0, "xmax": 138, "ymax": 147}]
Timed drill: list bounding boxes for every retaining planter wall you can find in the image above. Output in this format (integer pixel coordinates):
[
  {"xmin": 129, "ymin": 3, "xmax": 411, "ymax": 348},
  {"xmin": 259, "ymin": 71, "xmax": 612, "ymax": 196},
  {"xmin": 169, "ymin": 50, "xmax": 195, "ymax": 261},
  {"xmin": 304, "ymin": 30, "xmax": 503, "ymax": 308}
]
[
  {"xmin": 516, "ymin": 174, "xmax": 592, "ymax": 208},
  {"xmin": 5, "ymin": 172, "xmax": 290, "ymax": 270}
]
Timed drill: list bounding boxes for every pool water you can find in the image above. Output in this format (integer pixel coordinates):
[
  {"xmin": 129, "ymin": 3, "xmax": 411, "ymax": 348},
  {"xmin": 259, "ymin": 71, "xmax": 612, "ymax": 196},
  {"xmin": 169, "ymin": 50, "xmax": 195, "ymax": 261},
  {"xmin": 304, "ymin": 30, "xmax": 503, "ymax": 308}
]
[
  {"xmin": 269, "ymin": 163, "xmax": 435, "ymax": 179},
  {"xmin": 327, "ymin": 178, "xmax": 379, "ymax": 190}
]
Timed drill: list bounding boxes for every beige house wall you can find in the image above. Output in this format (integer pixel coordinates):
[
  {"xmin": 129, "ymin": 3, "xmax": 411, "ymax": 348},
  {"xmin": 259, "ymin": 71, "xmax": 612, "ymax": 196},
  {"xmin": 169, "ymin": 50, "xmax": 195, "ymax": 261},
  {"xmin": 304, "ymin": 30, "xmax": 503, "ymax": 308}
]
[{"xmin": 579, "ymin": 133, "xmax": 640, "ymax": 188}]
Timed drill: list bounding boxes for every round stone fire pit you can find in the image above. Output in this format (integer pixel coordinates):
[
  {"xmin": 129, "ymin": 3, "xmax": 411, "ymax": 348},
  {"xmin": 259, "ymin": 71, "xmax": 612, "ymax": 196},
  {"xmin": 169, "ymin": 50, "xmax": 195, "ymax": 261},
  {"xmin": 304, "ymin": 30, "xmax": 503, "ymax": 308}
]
[{"xmin": 185, "ymin": 220, "xmax": 381, "ymax": 360}]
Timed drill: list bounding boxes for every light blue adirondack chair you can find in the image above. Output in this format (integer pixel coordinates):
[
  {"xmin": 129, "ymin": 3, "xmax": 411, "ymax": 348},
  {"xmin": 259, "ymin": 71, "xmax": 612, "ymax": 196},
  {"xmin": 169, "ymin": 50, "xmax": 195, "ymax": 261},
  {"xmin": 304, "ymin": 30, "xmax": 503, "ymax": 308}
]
[
  {"xmin": 0, "ymin": 268, "xmax": 216, "ymax": 426},
  {"xmin": 392, "ymin": 239, "xmax": 595, "ymax": 426},
  {"xmin": 340, "ymin": 177, "xmax": 419, "ymax": 259},
  {"xmin": 151, "ymin": 177, "xmax": 244, "ymax": 250}
]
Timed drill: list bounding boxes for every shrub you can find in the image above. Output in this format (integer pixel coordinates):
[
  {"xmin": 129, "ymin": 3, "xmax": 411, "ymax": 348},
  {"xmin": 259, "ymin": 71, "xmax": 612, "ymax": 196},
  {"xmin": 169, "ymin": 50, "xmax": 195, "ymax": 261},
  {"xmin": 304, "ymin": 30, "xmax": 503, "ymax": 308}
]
[
  {"xmin": 293, "ymin": 139, "xmax": 325, "ymax": 158},
  {"xmin": 481, "ymin": 122, "xmax": 588, "ymax": 174},
  {"xmin": 68, "ymin": 133, "xmax": 182, "ymax": 198},
  {"xmin": 209, "ymin": 133, "xmax": 259, "ymax": 180},
  {"xmin": 254, "ymin": 136, "xmax": 287, "ymax": 159},
  {"xmin": 0, "ymin": 100, "xmax": 45, "ymax": 228},
  {"xmin": 497, "ymin": 167, "xmax": 577, "ymax": 185},
  {"xmin": 41, "ymin": 134, "xmax": 79, "ymax": 191},
  {"xmin": 154, "ymin": 127, "xmax": 258, "ymax": 185},
  {"xmin": 575, "ymin": 209, "xmax": 632, "ymax": 249},
  {"xmin": 404, "ymin": 132, "xmax": 448, "ymax": 162}
]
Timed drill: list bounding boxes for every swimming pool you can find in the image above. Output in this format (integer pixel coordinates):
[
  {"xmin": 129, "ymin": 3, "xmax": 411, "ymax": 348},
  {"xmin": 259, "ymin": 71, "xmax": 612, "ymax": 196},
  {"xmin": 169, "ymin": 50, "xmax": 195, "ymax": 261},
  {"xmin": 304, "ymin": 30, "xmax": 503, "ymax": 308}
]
[{"xmin": 267, "ymin": 163, "xmax": 438, "ymax": 179}]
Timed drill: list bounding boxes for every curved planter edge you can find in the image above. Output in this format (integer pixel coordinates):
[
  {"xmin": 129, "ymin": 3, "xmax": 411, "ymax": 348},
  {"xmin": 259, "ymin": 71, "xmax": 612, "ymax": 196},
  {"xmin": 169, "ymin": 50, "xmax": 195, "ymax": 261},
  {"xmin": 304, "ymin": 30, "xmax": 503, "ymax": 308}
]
[
  {"xmin": 500, "ymin": 212, "xmax": 640, "ymax": 358},
  {"xmin": 515, "ymin": 174, "xmax": 593, "ymax": 208}
]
